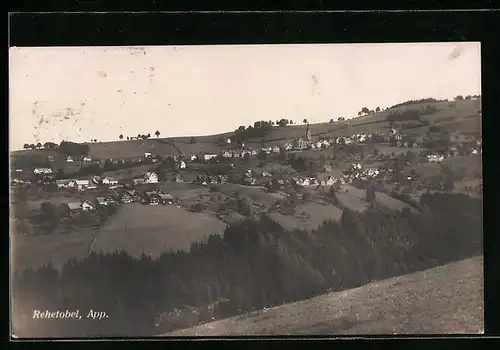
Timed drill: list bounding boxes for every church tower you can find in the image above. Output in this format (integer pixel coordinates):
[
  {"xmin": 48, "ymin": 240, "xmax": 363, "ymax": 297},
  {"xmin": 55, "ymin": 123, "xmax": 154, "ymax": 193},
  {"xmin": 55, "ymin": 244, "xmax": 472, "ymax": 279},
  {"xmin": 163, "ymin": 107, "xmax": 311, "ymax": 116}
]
[{"xmin": 305, "ymin": 121, "xmax": 311, "ymax": 141}]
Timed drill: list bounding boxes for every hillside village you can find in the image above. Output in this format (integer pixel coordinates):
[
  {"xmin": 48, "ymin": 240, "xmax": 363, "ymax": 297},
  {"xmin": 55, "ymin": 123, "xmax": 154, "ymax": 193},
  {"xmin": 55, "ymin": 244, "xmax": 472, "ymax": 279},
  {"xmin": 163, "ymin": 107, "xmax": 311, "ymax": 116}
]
[
  {"xmin": 10, "ymin": 97, "xmax": 482, "ymax": 242},
  {"xmin": 10, "ymin": 96, "xmax": 483, "ymax": 337}
]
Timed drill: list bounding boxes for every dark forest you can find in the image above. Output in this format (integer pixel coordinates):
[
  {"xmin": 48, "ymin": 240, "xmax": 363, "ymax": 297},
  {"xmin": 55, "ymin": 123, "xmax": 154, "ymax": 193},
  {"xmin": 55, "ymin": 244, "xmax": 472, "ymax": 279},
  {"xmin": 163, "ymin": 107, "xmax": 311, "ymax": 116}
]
[{"xmin": 12, "ymin": 192, "xmax": 482, "ymax": 337}]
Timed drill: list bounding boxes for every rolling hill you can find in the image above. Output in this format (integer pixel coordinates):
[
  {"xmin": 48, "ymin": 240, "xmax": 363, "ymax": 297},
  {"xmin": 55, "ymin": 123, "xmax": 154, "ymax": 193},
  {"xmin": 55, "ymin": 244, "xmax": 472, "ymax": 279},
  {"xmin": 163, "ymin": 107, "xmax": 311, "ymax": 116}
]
[
  {"xmin": 166, "ymin": 256, "xmax": 483, "ymax": 336},
  {"xmin": 10, "ymin": 98, "xmax": 481, "ymax": 163}
]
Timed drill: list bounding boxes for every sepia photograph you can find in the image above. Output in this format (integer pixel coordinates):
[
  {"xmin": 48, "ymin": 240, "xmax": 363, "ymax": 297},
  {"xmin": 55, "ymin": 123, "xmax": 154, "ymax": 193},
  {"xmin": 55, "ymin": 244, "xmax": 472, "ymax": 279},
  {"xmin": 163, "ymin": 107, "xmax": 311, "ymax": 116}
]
[{"xmin": 9, "ymin": 43, "xmax": 483, "ymax": 338}]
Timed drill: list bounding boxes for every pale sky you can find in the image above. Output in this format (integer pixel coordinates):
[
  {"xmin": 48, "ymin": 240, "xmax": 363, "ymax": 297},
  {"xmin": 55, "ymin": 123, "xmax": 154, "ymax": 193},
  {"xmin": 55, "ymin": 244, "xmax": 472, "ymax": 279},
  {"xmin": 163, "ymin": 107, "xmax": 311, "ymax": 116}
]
[{"xmin": 9, "ymin": 42, "xmax": 481, "ymax": 151}]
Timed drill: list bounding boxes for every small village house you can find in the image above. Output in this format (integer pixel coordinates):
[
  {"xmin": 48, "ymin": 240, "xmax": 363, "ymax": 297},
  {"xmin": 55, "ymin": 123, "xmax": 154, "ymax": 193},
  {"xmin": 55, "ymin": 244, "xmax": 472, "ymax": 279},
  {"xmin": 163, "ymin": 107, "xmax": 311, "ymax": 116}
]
[
  {"xmin": 38, "ymin": 176, "xmax": 55, "ymax": 185},
  {"xmin": 83, "ymin": 156, "xmax": 92, "ymax": 162},
  {"xmin": 96, "ymin": 196, "xmax": 118, "ymax": 206},
  {"xmin": 67, "ymin": 202, "xmax": 83, "ymax": 215},
  {"xmin": 226, "ymin": 137, "xmax": 232, "ymax": 144},
  {"xmin": 427, "ymin": 154, "xmax": 444, "ymax": 163},
  {"xmin": 203, "ymin": 154, "xmax": 218, "ymax": 162},
  {"xmin": 144, "ymin": 172, "xmax": 159, "ymax": 184},
  {"xmin": 33, "ymin": 167, "xmax": 53, "ymax": 175},
  {"xmin": 134, "ymin": 178, "xmax": 146, "ymax": 185},
  {"xmin": 142, "ymin": 190, "xmax": 173, "ymax": 205},
  {"xmin": 120, "ymin": 189, "xmax": 141, "ymax": 203},
  {"xmin": 294, "ymin": 137, "xmax": 308, "ymax": 150},
  {"xmin": 261, "ymin": 170, "xmax": 272, "ymax": 178},
  {"xmin": 272, "ymin": 146, "xmax": 281, "ymax": 153},
  {"xmin": 11, "ymin": 178, "xmax": 28, "ymax": 186},
  {"xmin": 102, "ymin": 177, "xmax": 119, "ymax": 185},
  {"xmin": 75, "ymin": 179, "xmax": 90, "ymax": 187},
  {"xmin": 317, "ymin": 175, "xmax": 336, "ymax": 187},
  {"xmin": 190, "ymin": 154, "xmax": 197, "ymax": 161},
  {"xmin": 56, "ymin": 179, "xmax": 72, "ymax": 188},
  {"xmin": 222, "ymin": 150, "xmax": 233, "ymax": 158},
  {"xmin": 144, "ymin": 152, "xmax": 152, "ymax": 158},
  {"xmin": 179, "ymin": 160, "xmax": 186, "ymax": 169},
  {"xmin": 66, "ymin": 156, "xmax": 74, "ymax": 162},
  {"xmin": 171, "ymin": 173, "xmax": 184, "ymax": 183},
  {"xmin": 81, "ymin": 199, "xmax": 96, "ymax": 211}
]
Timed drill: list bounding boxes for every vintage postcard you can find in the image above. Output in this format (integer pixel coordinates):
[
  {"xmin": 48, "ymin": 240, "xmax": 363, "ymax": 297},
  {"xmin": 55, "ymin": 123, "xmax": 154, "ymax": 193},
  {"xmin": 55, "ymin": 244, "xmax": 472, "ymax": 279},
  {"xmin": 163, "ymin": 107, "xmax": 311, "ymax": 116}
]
[{"xmin": 9, "ymin": 43, "xmax": 483, "ymax": 338}]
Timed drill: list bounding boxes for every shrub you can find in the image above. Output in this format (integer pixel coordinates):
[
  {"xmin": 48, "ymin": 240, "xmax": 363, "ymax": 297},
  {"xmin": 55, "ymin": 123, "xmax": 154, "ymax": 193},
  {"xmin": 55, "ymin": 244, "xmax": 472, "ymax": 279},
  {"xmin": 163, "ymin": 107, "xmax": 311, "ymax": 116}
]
[
  {"xmin": 191, "ymin": 203, "xmax": 205, "ymax": 212},
  {"xmin": 386, "ymin": 109, "xmax": 421, "ymax": 122}
]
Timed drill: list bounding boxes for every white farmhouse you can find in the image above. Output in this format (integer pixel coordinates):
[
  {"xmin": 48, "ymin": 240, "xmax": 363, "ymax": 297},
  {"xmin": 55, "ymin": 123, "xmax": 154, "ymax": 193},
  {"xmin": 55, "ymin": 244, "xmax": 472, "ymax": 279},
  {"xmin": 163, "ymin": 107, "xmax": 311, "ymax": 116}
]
[
  {"xmin": 102, "ymin": 177, "xmax": 118, "ymax": 185},
  {"xmin": 144, "ymin": 172, "xmax": 159, "ymax": 183},
  {"xmin": 203, "ymin": 154, "xmax": 218, "ymax": 161},
  {"xmin": 427, "ymin": 154, "xmax": 444, "ymax": 163},
  {"xmin": 33, "ymin": 167, "xmax": 53, "ymax": 175},
  {"xmin": 81, "ymin": 199, "xmax": 96, "ymax": 211}
]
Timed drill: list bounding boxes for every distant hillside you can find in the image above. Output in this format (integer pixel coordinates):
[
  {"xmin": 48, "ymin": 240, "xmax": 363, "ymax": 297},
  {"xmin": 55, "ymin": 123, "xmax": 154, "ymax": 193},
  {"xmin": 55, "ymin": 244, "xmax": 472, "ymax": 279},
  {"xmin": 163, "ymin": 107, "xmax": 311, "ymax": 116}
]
[
  {"xmin": 10, "ymin": 98, "xmax": 481, "ymax": 162},
  {"xmin": 167, "ymin": 256, "xmax": 483, "ymax": 336}
]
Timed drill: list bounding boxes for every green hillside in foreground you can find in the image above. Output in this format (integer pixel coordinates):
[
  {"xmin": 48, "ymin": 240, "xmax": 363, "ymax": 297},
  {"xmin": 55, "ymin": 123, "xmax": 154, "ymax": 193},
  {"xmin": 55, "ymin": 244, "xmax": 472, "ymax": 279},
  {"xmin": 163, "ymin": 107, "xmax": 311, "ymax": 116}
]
[{"xmin": 167, "ymin": 256, "xmax": 483, "ymax": 336}]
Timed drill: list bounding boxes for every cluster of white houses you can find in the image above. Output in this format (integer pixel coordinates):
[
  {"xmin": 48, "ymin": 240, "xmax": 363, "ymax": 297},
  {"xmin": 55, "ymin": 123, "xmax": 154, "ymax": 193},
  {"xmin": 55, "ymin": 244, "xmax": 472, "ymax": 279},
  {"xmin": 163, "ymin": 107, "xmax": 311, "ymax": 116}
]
[{"xmin": 64, "ymin": 188, "xmax": 176, "ymax": 215}]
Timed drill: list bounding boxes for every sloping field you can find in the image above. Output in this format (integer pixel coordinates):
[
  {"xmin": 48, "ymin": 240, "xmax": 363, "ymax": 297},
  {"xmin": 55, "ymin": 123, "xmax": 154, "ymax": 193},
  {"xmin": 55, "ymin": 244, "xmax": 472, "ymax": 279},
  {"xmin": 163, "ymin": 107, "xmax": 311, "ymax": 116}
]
[
  {"xmin": 91, "ymin": 204, "xmax": 227, "ymax": 258},
  {"xmin": 267, "ymin": 213, "xmax": 319, "ymax": 232},
  {"xmin": 404, "ymin": 155, "xmax": 482, "ymax": 181},
  {"xmin": 167, "ymin": 256, "xmax": 483, "ymax": 336},
  {"xmin": 85, "ymin": 138, "xmax": 223, "ymax": 160},
  {"xmin": 335, "ymin": 192, "xmax": 368, "ymax": 212},
  {"xmin": 373, "ymin": 191, "xmax": 419, "ymax": 213},
  {"xmin": 215, "ymin": 183, "xmax": 286, "ymax": 207},
  {"xmin": 296, "ymin": 202, "xmax": 343, "ymax": 225},
  {"xmin": 375, "ymin": 146, "xmax": 427, "ymax": 156},
  {"xmin": 335, "ymin": 184, "xmax": 415, "ymax": 213},
  {"xmin": 11, "ymin": 230, "xmax": 98, "ymax": 273},
  {"xmin": 442, "ymin": 156, "xmax": 482, "ymax": 178}
]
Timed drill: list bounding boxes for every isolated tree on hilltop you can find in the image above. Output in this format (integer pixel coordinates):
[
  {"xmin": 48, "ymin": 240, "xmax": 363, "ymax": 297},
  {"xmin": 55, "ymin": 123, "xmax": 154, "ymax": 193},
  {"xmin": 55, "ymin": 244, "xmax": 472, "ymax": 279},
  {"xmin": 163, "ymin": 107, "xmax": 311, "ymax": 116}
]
[
  {"xmin": 155, "ymin": 130, "xmax": 160, "ymax": 138},
  {"xmin": 127, "ymin": 136, "xmax": 130, "ymax": 140},
  {"xmin": 289, "ymin": 120, "xmax": 293, "ymax": 125},
  {"xmin": 376, "ymin": 106, "xmax": 381, "ymax": 113},
  {"xmin": 23, "ymin": 143, "xmax": 29, "ymax": 150},
  {"xmin": 147, "ymin": 133, "xmax": 151, "ymax": 138},
  {"xmin": 330, "ymin": 119, "xmax": 334, "ymax": 123},
  {"xmin": 303, "ymin": 119, "xmax": 308, "ymax": 124},
  {"xmin": 119, "ymin": 134, "xmax": 124, "ymax": 140},
  {"xmin": 278, "ymin": 118, "xmax": 289, "ymax": 127},
  {"xmin": 361, "ymin": 107, "xmax": 370, "ymax": 115},
  {"xmin": 36, "ymin": 142, "xmax": 42, "ymax": 149}
]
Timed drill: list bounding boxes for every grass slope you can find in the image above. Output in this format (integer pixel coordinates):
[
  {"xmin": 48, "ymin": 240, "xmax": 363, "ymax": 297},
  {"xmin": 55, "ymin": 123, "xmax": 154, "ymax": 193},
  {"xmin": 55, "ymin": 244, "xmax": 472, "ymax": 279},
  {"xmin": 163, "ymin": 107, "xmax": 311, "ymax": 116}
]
[
  {"xmin": 166, "ymin": 256, "xmax": 483, "ymax": 336},
  {"xmin": 90, "ymin": 204, "xmax": 227, "ymax": 258},
  {"xmin": 11, "ymin": 230, "xmax": 98, "ymax": 273}
]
